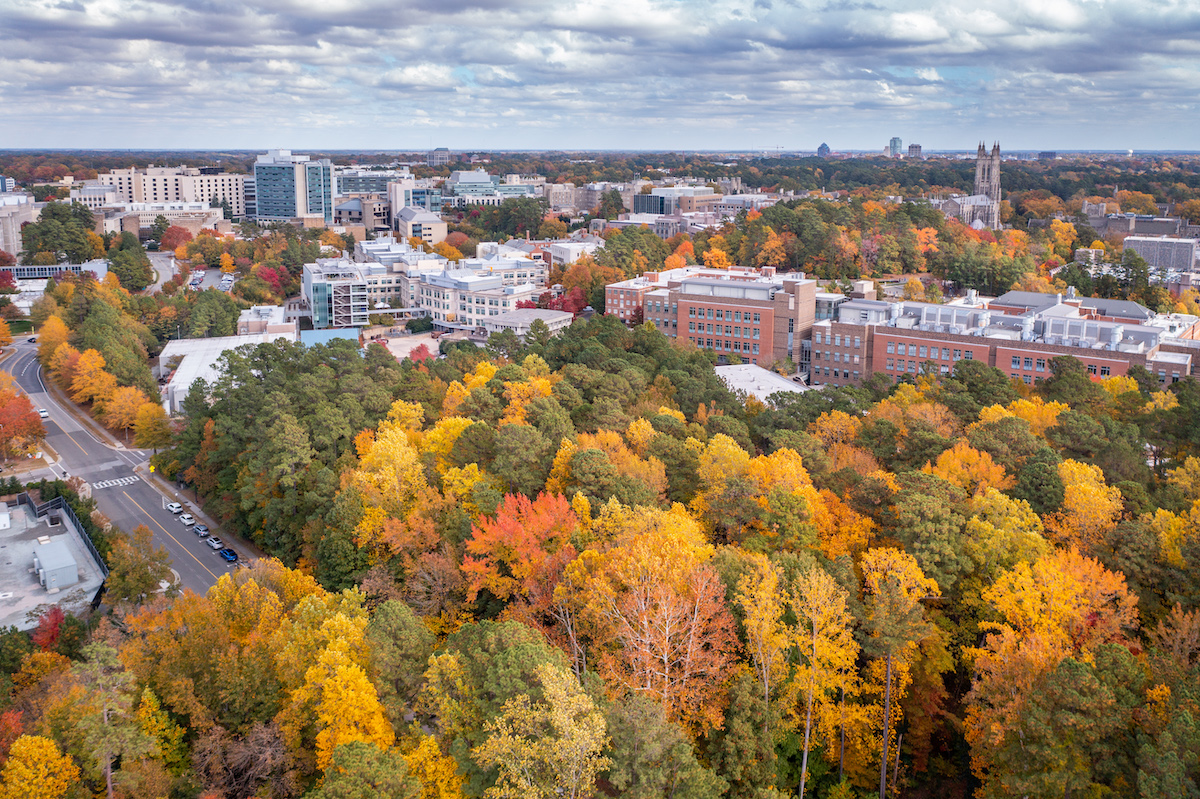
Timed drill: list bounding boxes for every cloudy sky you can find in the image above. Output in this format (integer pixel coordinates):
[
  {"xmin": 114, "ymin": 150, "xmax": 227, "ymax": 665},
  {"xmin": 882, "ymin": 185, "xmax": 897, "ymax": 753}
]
[{"xmin": 1, "ymin": 0, "xmax": 1197, "ymax": 151}]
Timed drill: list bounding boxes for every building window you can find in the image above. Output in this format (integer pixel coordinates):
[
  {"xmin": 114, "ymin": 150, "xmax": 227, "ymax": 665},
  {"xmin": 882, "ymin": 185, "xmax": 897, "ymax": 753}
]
[
  {"xmin": 919, "ymin": 346, "xmax": 927, "ymax": 358},
  {"xmin": 1023, "ymin": 375, "xmax": 1032, "ymax": 385},
  {"xmin": 941, "ymin": 348, "xmax": 950, "ymax": 360},
  {"xmin": 886, "ymin": 358, "xmax": 894, "ymax": 370},
  {"xmin": 688, "ymin": 322, "xmax": 695, "ymax": 332},
  {"xmin": 1024, "ymin": 358, "xmax": 1033, "ymax": 370},
  {"xmin": 753, "ymin": 328, "xmax": 760, "ymax": 339},
  {"xmin": 688, "ymin": 307, "xmax": 695, "ymax": 317},
  {"xmin": 834, "ymin": 353, "xmax": 841, "ymax": 363},
  {"xmin": 1036, "ymin": 358, "xmax": 1046, "ymax": 372},
  {"xmin": 725, "ymin": 326, "xmax": 732, "ymax": 336},
  {"xmin": 963, "ymin": 351, "xmax": 973, "ymax": 360},
  {"xmin": 953, "ymin": 349, "xmax": 962, "ymax": 360},
  {"xmin": 753, "ymin": 343, "xmax": 759, "ymax": 354},
  {"xmin": 734, "ymin": 312, "xmax": 742, "ymax": 322},
  {"xmin": 1011, "ymin": 356, "xmax": 1021, "ymax": 369},
  {"xmin": 734, "ymin": 326, "xmax": 741, "ymax": 337},
  {"xmin": 1100, "ymin": 366, "xmax": 1111, "ymax": 376},
  {"xmin": 753, "ymin": 313, "xmax": 760, "ymax": 323},
  {"xmin": 854, "ymin": 336, "xmax": 861, "ymax": 349},
  {"xmin": 1087, "ymin": 364, "xmax": 1097, "ymax": 375},
  {"xmin": 707, "ymin": 308, "xmax": 714, "ymax": 319},
  {"xmin": 834, "ymin": 334, "xmax": 841, "ymax": 346},
  {"xmin": 908, "ymin": 344, "xmax": 917, "ymax": 357},
  {"xmin": 886, "ymin": 342, "xmax": 895, "ymax": 354}
]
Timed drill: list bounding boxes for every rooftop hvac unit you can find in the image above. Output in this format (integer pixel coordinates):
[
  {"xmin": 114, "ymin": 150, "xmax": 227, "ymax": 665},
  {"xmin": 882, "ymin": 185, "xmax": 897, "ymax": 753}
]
[
  {"xmin": 37, "ymin": 569, "xmax": 45, "ymax": 586},
  {"xmin": 32, "ymin": 556, "xmax": 40, "ymax": 571}
]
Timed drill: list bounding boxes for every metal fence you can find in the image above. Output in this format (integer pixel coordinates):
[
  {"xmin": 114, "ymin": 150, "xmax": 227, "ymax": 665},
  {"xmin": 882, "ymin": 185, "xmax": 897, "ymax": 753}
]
[{"xmin": 15, "ymin": 492, "xmax": 110, "ymax": 577}]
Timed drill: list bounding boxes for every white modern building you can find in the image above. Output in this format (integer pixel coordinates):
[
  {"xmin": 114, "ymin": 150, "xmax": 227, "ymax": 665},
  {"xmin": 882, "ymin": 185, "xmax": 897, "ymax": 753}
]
[
  {"xmin": 303, "ymin": 259, "xmax": 371, "ymax": 329},
  {"xmin": 483, "ymin": 309, "xmax": 573, "ymax": 337}
]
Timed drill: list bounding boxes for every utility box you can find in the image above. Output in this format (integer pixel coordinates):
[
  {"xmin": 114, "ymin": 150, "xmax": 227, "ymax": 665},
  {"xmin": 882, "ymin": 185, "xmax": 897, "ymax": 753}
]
[{"xmin": 33, "ymin": 539, "xmax": 78, "ymax": 594}]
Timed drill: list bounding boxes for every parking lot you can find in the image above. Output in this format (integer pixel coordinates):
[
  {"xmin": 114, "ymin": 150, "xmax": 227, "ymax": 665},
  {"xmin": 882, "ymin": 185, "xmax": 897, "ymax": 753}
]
[{"xmin": 186, "ymin": 268, "xmax": 236, "ymax": 293}]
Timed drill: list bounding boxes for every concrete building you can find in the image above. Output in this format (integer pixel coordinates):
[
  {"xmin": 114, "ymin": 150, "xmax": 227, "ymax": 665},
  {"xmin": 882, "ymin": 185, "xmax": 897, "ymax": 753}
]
[
  {"xmin": 483, "ymin": 308, "xmax": 573, "ymax": 337},
  {"xmin": 334, "ymin": 167, "xmax": 410, "ymax": 196},
  {"xmin": 99, "ymin": 202, "xmax": 224, "ymax": 234},
  {"xmin": 395, "ymin": 206, "xmax": 448, "ymax": 245},
  {"xmin": 253, "ymin": 150, "xmax": 334, "ymax": 224},
  {"xmin": 428, "ymin": 148, "xmax": 452, "ymax": 167},
  {"xmin": 417, "ymin": 270, "xmax": 539, "ymax": 329},
  {"xmin": 334, "ymin": 196, "xmax": 391, "ymax": 232},
  {"xmin": 0, "ymin": 176, "xmax": 15, "ymax": 193},
  {"xmin": 810, "ymin": 289, "xmax": 1200, "ymax": 389},
  {"xmin": 548, "ymin": 240, "xmax": 600, "ymax": 267},
  {"xmin": 386, "ymin": 180, "xmax": 443, "ymax": 216},
  {"xmin": 0, "ymin": 192, "xmax": 38, "ymax": 258},
  {"xmin": 0, "ymin": 495, "xmax": 108, "ymax": 631},
  {"xmin": 632, "ymin": 186, "xmax": 722, "ymax": 216},
  {"xmin": 714, "ymin": 195, "xmax": 777, "ymax": 218},
  {"xmin": 237, "ymin": 305, "xmax": 298, "ymax": 336},
  {"xmin": 8, "ymin": 258, "xmax": 108, "ymax": 281},
  {"xmin": 303, "ymin": 259, "xmax": 371, "ymax": 329},
  {"xmin": 908, "ymin": 144, "xmax": 923, "ymax": 159},
  {"xmin": 98, "ymin": 166, "xmax": 247, "ymax": 217},
  {"xmin": 441, "ymin": 169, "xmax": 536, "ymax": 208},
  {"xmin": 69, "ymin": 184, "xmax": 119, "ymax": 209},
  {"xmin": 1124, "ymin": 237, "xmax": 1198, "ymax": 272}
]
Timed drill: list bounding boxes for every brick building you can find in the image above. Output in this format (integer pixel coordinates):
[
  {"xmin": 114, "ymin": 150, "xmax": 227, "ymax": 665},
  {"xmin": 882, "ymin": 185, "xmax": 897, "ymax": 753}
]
[
  {"xmin": 609, "ymin": 266, "xmax": 816, "ymax": 368},
  {"xmin": 812, "ymin": 290, "xmax": 1199, "ymax": 388}
]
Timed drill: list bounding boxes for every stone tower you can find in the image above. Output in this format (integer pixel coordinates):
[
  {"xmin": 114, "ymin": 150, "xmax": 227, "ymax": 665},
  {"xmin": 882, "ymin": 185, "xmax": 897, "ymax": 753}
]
[
  {"xmin": 974, "ymin": 142, "xmax": 1001, "ymax": 228},
  {"xmin": 975, "ymin": 142, "xmax": 1001, "ymax": 202}
]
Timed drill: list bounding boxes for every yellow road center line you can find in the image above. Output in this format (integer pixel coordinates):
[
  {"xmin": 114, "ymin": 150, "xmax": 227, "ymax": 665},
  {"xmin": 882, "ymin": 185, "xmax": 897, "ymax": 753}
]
[{"xmin": 121, "ymin": 490, "xmax": 220, "ymax": 581}]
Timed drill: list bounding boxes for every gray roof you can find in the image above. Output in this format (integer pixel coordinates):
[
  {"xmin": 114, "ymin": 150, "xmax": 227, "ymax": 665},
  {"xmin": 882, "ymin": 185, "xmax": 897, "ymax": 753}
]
[
  {"xmin": 396, "ymin": 206, "xmax": 442, "ymax": 223},
  {"xmin": 335, "ymin": 199, "xmax": 363, "ymax": 212},
  {"xmin": 1078, "ymin": 297, "xmax": 1154, "ymax": 320}
]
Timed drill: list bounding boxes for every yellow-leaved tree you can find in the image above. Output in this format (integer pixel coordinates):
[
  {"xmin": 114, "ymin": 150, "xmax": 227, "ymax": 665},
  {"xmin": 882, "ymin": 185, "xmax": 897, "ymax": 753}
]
[
  {"xmin": 791, "ymin": 564, "xmax": 859, "ymax": 799},
  {"xmin": 0, "ymin": 735, "xmax": 81, "ymax": 799},
  {"xmin": 734, "ymin": 553, "xmax": 788, "ymax": 733},
  {"xmin": 472, "ymin": 664, "xmax": 610, "ymax": 799}
]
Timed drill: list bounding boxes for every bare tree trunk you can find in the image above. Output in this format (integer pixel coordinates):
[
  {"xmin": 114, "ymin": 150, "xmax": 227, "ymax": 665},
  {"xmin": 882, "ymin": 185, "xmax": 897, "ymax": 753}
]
[
  {"xmin": 839, "ymin": 684, "xmax": 846, "ymax": 783},
  {"xmin": 879, "ymin": 653, "xmax": 893, "ymax": 799},
  {"xmin": 893, "ymin": 731, "xmax": 903, "ymax": 796},
  {"xmin": 800, "ymin": 685, "xmax": 814, "ymax": 798}
]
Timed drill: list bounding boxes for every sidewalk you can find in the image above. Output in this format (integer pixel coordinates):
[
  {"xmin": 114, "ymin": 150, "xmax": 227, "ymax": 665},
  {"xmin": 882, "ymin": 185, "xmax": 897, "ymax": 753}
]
[{"xmin": 39, "ymin": 356, "xmax": 266, "ymax": 561}]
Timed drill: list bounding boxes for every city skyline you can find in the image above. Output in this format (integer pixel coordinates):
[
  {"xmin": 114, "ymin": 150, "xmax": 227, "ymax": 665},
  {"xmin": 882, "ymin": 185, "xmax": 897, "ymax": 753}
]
[{"xmin": 1, "ymin": 0, "xmax": 1197, "ymax": 151}]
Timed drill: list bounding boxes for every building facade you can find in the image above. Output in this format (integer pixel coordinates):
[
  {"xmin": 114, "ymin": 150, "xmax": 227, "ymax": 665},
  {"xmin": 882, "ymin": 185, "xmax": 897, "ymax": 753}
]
[
  {"xmin": 0, "ymin": 193, "xmax": 38, "ymax": 258},
  {"xmin": 1124, "ymin": 236, "xmax": 1198, "ymax": 272},
  {"xmin": 98, "ymin": 166, "xmax": 247, "ymax": 216},
  {"xmin": 303, "ymin": 260, "xmax": 371, "ymax": 329},
  {"xmin": 253, "ymin": 150, "xmax": 334, "ymax": 224},
  {"xmin": 889, "ymin": 137, "xmax": 903, "ymax": 157},
  {"xmin": 811, "ymin": 290, "xmax": 1198, "ymax": 388},
  {"xmin": 395, "ymin": 207, "xmax": 448, "ymax": 245}
]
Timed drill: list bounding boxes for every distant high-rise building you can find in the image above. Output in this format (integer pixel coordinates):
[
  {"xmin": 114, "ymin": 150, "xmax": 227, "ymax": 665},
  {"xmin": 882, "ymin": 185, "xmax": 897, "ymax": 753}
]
[
  {"xmin": 427, "ymin": 148, "xmax": 452, "ymax": 167},
  {"xmin": 0, "ymin": 176, "xmax": 15, "ymax": 193},
  {"xmin": 817, "ymin": 143, "xmax": 831, "ymax": 158},
  {"xmin": 889, "ymin": 137, "xmax": 903, "ymax": 157},
  {"xmin": 252, "ymin": 150, "xmax": 334, "ymax": 223},
  {"xmin": 907, "ymin": 144, "xmax": 922, "ymax": 159},
  {"xmin": 1038, "ymin": 151, "xmax": 1057, "ymax": 161}
]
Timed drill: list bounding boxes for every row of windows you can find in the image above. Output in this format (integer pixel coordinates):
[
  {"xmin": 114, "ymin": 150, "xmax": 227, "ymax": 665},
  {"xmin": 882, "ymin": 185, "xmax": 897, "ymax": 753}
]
[
  {"xmin": 814, "ymin": 331, "xmax": 861, "ymax": 348},
  {"xmin": 688, "ymin": 307, "xmax": 760, "ymax": 323},
  {"xmin": 1010, "ymin": 356, "xmax": 1050, "ymax": 372},
  {"xmin": 688, "ymin": 322, "xmax": 759, "ymax": 338},
  {"xmin": 689, "ymin": 338, "xmax": 760, "ymax": 355},
  {"xmin": 885, "ymin": 359, "xmax": 956, "ymax": 375},
  {"xmin": 815, "ymin": 368, "xmax": 860, "ymax": 381},
  {"xmin": 885, "ymin": 341, "xmax": 975, "ymax": 361},
  {"xmin": 815, "ymin": 351, "xmax": 860, "ymax": 364}
]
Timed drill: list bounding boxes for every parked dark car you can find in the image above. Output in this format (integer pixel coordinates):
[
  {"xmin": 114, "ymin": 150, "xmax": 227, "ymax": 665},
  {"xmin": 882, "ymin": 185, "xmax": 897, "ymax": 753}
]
[{"xmin": 218, "ymin": 548, "xmax": 238, "ymax": 563}]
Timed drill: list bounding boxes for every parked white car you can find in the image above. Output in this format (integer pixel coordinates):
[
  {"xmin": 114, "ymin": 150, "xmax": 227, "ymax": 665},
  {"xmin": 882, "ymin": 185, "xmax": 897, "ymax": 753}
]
[
  {"xmin": 179, "ymin": 513, "xmax": 195, "ymax": 525},
  {"xmin": 166, "ymin": 502, "xmax": 183, "ymax": 514}
]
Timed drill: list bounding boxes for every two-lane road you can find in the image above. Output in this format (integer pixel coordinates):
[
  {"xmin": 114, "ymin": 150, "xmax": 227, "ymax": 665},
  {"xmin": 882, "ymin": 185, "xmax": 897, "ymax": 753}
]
[{"xmin": 3, "ymin": 342, "xmax": 227, "ymax": 594}]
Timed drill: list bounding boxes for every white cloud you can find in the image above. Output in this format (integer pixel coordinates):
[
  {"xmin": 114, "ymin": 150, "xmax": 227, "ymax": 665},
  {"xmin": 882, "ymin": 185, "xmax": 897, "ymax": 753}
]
[{"xmin": 0, "ymin": 0, "xmax": 1195, "ymax": 148}]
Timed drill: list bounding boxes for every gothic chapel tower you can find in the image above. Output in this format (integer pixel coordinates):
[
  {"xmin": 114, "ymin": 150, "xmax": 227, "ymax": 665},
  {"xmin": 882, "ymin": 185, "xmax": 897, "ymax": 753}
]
[{"xmin": 974, "ymin": 142, "xmax": 1001, "ymax": 228}]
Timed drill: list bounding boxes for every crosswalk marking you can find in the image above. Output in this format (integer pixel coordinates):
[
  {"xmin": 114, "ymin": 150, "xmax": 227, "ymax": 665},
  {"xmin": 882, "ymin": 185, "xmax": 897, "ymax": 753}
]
[{"xmin": 91, "ymin": 476, "xmax": 141, "ymax": 490}]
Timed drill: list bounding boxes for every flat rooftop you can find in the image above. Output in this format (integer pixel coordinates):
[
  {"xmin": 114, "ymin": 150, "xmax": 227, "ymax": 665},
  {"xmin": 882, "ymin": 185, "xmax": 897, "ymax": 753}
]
[
  {"xmin": 0, "ymin": 502, "xmax": 106, "ymax": 631},
  {"xmin": 714, "ymin": 364, "xmax": 812, "ymax": 403}
]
